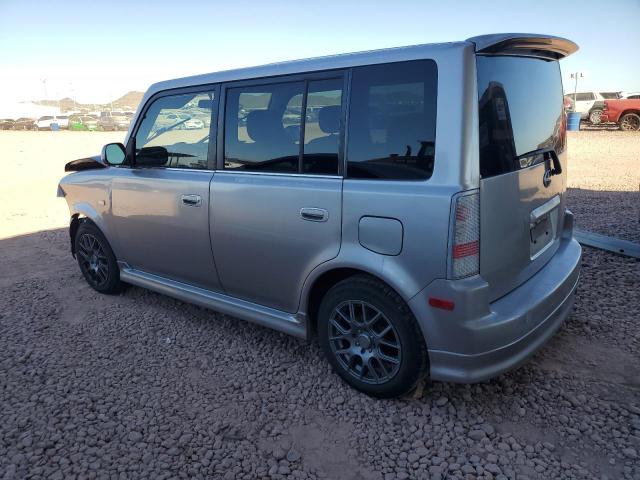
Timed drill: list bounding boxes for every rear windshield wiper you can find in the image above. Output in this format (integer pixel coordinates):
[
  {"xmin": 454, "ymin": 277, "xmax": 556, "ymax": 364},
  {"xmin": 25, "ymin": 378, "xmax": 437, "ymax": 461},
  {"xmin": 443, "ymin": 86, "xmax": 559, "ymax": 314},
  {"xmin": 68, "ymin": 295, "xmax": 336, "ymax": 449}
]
[{"xmin": 516, "ymin": 147, "xmax": 562, "ymax": 175}]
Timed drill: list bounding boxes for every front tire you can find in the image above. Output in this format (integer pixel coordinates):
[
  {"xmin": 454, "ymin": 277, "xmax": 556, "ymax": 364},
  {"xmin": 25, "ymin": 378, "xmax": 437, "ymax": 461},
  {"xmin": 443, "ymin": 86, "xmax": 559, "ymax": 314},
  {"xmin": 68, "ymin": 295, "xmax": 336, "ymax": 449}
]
[
  {"xmin": 589, "ymin": 109, "xmax": 602, "ymax": 125},
  {"xmin": 619, "ymin": 113, "xmax": 640, "ymax": 131},
  {"xmin": 318, "ymin": 275, "xmax": 427, "ymax": 398},
  {"xmin": 74, "ymin": 222, "xmax": 123, "ymax": 294}
]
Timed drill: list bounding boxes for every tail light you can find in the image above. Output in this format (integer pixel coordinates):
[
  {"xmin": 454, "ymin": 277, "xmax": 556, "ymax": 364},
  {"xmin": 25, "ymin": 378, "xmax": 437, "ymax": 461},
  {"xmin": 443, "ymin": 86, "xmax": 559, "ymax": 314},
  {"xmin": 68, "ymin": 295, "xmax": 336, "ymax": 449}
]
[{"xmin": 448, "ymin": 191, "xmax": 480, "ymax": 279}]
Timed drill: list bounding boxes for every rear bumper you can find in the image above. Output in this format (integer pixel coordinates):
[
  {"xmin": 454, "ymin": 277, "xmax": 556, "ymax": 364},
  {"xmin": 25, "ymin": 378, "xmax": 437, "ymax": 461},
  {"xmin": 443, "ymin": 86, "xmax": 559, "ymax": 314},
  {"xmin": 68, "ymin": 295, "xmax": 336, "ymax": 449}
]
[{"xmin": 410, "ymin": 215, "xmax": 581, "ymax": 383}]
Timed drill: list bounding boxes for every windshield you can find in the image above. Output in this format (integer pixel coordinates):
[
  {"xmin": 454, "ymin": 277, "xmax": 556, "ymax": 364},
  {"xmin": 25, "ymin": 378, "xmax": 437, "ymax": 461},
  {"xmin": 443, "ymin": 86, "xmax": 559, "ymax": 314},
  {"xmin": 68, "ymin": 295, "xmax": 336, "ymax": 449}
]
[{"xmin": 477, "ymin": 55, "xmax": 565, "ymax": 178}]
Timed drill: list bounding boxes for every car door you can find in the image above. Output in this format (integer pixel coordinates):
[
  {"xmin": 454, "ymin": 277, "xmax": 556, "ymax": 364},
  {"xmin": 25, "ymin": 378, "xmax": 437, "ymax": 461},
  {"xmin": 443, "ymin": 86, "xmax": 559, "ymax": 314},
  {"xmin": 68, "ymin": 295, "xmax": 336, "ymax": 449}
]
[
  {"xmin": 109, "ymin": 87, "xmax": 222, "ymax": 291},
  {"xmin": 211, "ymin": 74, "xmax": 345, "ymax": 313}
]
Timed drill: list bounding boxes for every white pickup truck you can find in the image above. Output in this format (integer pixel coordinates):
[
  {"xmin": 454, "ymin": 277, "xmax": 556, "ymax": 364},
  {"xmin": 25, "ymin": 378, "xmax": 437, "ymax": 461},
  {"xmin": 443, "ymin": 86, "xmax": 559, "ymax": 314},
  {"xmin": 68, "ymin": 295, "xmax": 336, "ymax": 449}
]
[{"xmin": 565, "ymin": 91, "xmax": 620, "ymax": 124}]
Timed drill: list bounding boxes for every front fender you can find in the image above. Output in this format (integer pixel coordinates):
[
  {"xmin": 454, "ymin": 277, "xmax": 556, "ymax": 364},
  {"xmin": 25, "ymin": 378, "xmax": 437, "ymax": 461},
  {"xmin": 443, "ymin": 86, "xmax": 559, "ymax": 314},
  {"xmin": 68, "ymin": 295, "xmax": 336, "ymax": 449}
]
[
  {"xmin": 68, "ymin": 201, "xmax": 110, "ymax": 239},
  {"xmin": 59, "ymin": 170, "xmax": 114, "ymax": 250}
]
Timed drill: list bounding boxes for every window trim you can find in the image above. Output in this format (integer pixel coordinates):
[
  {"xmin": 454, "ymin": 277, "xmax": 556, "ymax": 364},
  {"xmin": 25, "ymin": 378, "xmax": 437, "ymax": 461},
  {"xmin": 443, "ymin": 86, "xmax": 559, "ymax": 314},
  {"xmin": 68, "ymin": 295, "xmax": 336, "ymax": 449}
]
[
  {"xmin": 217, "ymin": 70, "xmax": 347, "ymax": 176},
  {"xmin": 127, "ymin": 84, "xmax": 220, "ymax": 170}
]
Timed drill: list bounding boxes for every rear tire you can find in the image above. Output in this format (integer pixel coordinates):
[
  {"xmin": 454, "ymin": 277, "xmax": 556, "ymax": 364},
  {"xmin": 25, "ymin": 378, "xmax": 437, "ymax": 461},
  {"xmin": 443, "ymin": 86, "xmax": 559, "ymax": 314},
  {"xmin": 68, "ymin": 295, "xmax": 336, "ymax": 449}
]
[
  {"xmin": 318, "ymin": 275, "xmax": 428, "ymax": 398},
  {"xmin": 619, "ymin": 113, "xmax": 640, "ymax": 131},
  {"xmin": 74, "ymin": 222, "xmax": 123, "ymax": 294}
]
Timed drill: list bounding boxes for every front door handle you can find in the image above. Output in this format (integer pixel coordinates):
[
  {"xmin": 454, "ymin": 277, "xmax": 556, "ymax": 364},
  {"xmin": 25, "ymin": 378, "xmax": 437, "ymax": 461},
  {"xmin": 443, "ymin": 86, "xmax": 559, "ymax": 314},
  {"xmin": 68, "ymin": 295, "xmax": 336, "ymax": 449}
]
[
  {"xmin": 181, "ymin": 194, "xmax": 201, "ymax": 207},
  {"xmin": 300, "ymin": 207, "xmax": 328, "ymax": 222}
]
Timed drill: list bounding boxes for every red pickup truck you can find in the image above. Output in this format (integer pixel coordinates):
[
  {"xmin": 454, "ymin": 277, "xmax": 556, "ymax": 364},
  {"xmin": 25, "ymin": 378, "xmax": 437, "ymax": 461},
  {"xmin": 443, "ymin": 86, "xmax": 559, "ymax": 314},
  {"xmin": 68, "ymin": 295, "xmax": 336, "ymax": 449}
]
[{"xmin": 601, "ymin": 99, "xmax": 640, "ymax": 130}]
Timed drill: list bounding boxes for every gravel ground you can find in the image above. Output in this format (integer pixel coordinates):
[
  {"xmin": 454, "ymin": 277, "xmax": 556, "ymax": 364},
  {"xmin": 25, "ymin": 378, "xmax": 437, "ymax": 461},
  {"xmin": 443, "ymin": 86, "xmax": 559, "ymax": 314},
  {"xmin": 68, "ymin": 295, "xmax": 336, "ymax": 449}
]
[
  {"xmin": 566, "ymin": 131, "xmax": 640, "ymax": 242},
  {"xmin": 0, "ymin": 131, "xmax": 639, "ymax": 480}
]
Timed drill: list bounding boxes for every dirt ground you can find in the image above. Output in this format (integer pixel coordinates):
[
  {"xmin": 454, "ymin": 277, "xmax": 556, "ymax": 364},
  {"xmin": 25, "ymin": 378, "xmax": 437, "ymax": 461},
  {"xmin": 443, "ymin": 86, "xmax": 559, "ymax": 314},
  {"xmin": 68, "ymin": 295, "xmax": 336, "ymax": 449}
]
[{"xmin": 0, "ymin": 130, "xmax": 639, "ymax": 480}]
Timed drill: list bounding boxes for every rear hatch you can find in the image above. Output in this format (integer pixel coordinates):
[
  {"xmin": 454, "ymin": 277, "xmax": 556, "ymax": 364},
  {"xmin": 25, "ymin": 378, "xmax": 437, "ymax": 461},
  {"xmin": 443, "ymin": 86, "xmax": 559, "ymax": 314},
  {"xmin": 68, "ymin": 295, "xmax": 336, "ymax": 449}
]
[{"xmin": 476, "ymin": 53, "xmax": 569, "ymax": 301}]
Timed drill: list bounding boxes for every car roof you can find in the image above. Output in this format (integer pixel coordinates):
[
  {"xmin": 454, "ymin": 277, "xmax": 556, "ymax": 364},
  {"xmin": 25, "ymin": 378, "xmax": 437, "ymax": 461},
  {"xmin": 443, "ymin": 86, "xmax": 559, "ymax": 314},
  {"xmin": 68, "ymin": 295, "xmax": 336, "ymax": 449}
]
[
  {"xmin": 144, "ymin": 33, "xmax": 576, "ymax": 102},
  {"xmin": 146, "ymin": 40, "xmax": 466, "ymax": 98}
]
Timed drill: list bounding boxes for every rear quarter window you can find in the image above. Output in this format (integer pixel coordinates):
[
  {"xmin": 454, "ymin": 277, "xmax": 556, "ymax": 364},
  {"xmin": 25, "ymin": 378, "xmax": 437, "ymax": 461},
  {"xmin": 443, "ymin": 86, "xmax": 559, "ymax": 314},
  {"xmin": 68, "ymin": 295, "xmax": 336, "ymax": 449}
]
[{"xmin": 346, "ymin": 60, "xmax": 437, "ymax": 180}]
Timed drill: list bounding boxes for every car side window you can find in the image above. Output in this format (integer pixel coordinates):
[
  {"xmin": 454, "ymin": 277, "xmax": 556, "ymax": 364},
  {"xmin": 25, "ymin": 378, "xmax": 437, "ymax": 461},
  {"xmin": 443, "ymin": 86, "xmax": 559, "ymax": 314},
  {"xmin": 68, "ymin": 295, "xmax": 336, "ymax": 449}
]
[
  {"xmin": 224, "ymin": 82, "xmax": 304, "ymax": 173},
  {"xmin": 346, "ymin": 60, "xmax": 437, "ymax": 180},
  {"xmin": 303, "ymin": 78, "xmax": 343, "ymax": 175},
  {"xmin": 575, "ymin": 93, "xmax": 594, "ymax": 102},
  {"xmin": 224, "ymin": 77, "xmax": 344, "ymax": 175},
  {"xmin": 134, "ymin": 91, "xmax": 214, "ymax": 170}
]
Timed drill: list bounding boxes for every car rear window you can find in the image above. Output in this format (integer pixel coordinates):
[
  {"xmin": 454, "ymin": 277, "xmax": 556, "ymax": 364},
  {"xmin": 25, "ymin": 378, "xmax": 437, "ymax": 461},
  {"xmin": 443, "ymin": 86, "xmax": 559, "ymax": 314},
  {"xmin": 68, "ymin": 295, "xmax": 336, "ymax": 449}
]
[
  {"xmin": 346, "ymin": 60, "xmax": 437, "ymax": 180},
  {"xmin": 477, "ymin": 56, "xmax": 565, "ymax": 178}
]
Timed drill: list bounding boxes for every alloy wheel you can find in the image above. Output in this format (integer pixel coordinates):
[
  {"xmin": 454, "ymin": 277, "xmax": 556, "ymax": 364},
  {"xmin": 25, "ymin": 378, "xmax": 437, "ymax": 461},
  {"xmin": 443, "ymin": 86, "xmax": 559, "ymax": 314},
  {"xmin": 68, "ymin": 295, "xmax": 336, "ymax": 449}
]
[
  {"xmin": 328, "ymin": 300, "xmax": 402, "ymax": 384},
  {"xmin": 77, "ymin": 233, "xmax": 109, "ymax": 287},
  {"xmin": 621, "ymin": 115, "xmax": 640, "ymax": 131}
]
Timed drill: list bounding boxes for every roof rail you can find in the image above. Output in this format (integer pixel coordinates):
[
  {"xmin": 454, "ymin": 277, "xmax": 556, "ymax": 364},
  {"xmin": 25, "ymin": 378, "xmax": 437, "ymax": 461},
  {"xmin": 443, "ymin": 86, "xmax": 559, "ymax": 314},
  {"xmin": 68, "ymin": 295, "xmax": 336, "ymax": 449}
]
[{"xmin": 467, "ymin": 33, "xmax": 578, "ymax": 60}]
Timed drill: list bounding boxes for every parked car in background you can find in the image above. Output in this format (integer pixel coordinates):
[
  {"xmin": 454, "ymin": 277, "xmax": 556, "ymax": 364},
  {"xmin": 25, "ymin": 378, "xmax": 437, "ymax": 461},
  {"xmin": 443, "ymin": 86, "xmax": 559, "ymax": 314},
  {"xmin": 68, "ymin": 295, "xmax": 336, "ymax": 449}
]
[
  {"xmin": 59, "ymin": 33, "xmax": 581, "ymax": 398},
  {"xmin": 14, "ymin": 118, "xmax": 37, "ymax": 130},
  {"xmin": 601, "ymin": 99, "xmax": 640, "ymax": 131},
  {"xmin": 0, "ymin": 119, "xmax": 15, "ymax": 130},
  {"xmin": 183, "ymin": 117, "xmax": 205, "ymax": 129},
  {"xmin": 69, "ymin": 115, "xmax": 99, "ymax": 131},
  {"xmin": 36, "ymin": 116, "xmax": 56, "ymax": 130},
  {"xmin": 620, "ymin": 92, "xmax": 640, "ymax": 100},
  {"xmin": 98, "ymin": 112, "xmax": 130, "ymax": 131},
  {"xmin": 566, "ymin": 91, "xmax": 620, "ymax": 124},
  {"xmin": 111, "ymin": 112, "xmax": 131, "ymax": 130},
  {"xmin": 97, "ymin": 116, "xmax": 117, "ymax": 131},
  {"xmin": 56, "ymin": 115, "xmax": 70, "ymax": 129}
]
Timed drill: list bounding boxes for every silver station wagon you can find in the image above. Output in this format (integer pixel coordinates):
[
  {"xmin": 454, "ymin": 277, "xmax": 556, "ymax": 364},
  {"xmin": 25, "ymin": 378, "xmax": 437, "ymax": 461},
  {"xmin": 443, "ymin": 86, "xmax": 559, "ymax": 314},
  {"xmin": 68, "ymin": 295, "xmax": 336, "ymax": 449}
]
[{"xmin": 59, "ymin": 33, "xmax": 582, "ymax": 397}]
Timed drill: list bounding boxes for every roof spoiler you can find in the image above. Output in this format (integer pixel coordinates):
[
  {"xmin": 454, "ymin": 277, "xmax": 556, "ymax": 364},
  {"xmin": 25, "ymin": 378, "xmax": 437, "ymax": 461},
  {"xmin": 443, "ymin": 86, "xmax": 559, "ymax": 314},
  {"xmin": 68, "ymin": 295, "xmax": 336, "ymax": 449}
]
[{"xmin": 466, "ymin": 33, "xmax": 578, "ymax": 61}]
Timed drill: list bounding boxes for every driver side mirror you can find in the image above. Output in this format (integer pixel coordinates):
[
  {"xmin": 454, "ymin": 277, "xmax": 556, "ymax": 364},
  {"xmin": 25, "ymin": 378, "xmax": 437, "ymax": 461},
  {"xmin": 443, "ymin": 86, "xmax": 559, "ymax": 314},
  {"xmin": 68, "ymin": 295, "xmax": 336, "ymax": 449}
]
[{"xmin": 101, "ymin": 142, "xmax": 126, "ymax": 166}]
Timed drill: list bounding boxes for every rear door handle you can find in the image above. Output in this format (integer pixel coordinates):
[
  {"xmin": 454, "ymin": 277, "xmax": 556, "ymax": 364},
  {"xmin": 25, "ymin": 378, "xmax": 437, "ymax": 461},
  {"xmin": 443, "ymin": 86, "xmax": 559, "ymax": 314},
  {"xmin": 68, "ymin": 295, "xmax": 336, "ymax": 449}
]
[
  {"xmin": 181, "ymin": 194, "xmax": 201, "ymax": 207},
  {"xmin": 300, "ymin": 207, "xmax": 328, "ymax": 222}
]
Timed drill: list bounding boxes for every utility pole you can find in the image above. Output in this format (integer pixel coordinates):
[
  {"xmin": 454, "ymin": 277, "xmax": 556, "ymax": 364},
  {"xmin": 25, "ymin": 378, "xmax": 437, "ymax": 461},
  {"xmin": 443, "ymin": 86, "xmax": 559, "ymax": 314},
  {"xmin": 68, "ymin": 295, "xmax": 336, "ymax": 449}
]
[{"xmin": 570, "ymin": 72, "xmax": 584, "ymax": 109}]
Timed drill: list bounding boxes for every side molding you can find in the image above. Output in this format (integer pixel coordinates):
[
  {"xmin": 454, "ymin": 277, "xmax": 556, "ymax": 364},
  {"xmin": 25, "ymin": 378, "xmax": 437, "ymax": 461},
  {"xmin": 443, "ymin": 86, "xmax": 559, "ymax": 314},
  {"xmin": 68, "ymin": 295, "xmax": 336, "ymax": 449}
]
[{"xmin": 119, "ymin": 266, "xmax": 307, "ymax": 338}]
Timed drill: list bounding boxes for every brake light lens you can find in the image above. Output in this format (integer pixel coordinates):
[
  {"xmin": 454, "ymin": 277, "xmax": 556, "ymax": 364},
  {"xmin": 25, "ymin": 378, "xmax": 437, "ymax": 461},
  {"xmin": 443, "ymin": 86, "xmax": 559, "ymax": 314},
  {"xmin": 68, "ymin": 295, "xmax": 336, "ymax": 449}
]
[{"xmin": 449, "ymin": 192, "xmax": 480, "ymax": 279}]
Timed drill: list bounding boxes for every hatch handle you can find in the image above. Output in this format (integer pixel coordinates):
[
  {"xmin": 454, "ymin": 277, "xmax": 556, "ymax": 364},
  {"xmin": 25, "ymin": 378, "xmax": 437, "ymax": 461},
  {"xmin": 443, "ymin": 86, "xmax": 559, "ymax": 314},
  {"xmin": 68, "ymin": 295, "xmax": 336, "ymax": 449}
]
[{"xmin": 530, "ymin": 195, "xmax": 561, "ymax": 228}]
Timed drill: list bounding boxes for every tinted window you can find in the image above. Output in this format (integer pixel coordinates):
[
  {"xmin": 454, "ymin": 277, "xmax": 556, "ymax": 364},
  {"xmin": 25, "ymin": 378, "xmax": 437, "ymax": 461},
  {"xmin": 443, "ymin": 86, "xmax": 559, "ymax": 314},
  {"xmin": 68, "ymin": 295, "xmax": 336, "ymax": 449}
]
[
  {"xmin": 628, "ymin": 95, "xmax": 640, "ymax": 99},
  {"xmin": 303, "ymin": 78, "xmax": 342, "ymax": 175},
  {"xmin": 477, "ymin": 56, "xmax": 564, "ymax": 178},
  {"xmin": 599, "ymin": 92, "xmax": 619, "ymax": 99},
  {"xmin": 574, "ymin": 92, "xmax": 594, "ymax": 101},
  {"xmin": 346, "ymin": 60, "xmax": 437, "ymax": 180},
  {"xmin": 225, "ymin": 82, "xmax": 303, "ymax": 173},
  {"xmin": 134, "ymin": 91, "xmax": 213, "ymax": 170}
]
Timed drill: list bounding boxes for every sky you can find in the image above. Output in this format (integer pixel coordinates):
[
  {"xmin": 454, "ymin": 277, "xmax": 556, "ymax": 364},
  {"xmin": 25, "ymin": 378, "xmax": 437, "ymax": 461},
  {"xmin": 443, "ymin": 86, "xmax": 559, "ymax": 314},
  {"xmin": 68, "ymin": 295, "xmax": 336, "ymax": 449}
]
[{"xmin": 1, "ymin": 0, "xmax": 639, "ymax": 107}]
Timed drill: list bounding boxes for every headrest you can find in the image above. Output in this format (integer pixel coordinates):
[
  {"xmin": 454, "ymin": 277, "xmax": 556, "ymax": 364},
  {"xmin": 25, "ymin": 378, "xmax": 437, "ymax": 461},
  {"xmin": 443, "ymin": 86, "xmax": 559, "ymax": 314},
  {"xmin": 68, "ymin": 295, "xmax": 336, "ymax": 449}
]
[
  {"xmin": 318, "ymin": 106, "xmax": 340, "ymax": 134},
  {"xmin": 246, "ymin": 110, "xmax": 284, "ymax": 143}
]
